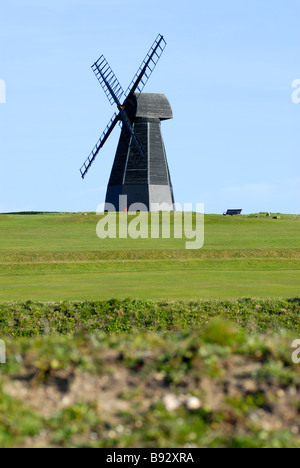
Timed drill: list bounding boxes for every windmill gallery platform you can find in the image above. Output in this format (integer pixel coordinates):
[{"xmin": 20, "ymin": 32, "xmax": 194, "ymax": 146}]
[{"xmin": 105, "ymin": 93, "xmax": 175, "ymax": 212}]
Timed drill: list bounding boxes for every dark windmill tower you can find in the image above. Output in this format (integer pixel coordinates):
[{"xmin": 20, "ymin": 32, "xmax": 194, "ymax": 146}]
[{"xmin": 80, "ymin": 35, "xmax": 175, "ymax": 212}]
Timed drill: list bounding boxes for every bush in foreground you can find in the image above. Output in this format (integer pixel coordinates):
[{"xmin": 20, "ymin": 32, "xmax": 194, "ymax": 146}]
[{"xmin": 0, "ymin": 297, "xmax": 300, "ymax": 338}]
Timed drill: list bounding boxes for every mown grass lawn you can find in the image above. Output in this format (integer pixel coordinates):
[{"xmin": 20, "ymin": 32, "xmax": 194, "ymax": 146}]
[{"xmin": 0, "ymin": 212, "xmax": 299, "ymax": 301}]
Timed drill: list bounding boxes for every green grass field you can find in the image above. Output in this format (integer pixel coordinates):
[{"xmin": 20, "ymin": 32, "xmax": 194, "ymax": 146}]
[
  {"xmin": 1, "ymin": 212, "xmax": 300, "ymax": 447},
  {"xmin": 0, "ymin": 212, "xmax": 299, "ymax": 301}
]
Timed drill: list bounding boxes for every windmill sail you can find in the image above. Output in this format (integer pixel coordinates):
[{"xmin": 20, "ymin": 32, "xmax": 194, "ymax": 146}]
[
  {"xmin": 124, "ymin": 34, "xmax": 167, "ymax": 100},
  {"xmin": 91, "ymin": 55, "xmax": 144, "ymax": 158},
  {"xmin": 80, "ymin": 112, "xmax": 119, "ymax": 179},
  {"xmin": 92, "ymin": 56, "xmax": 124, "ymax": 106},
  {"xmin": 118, "ymin": 108, "xmax": 144, "ymax": 159}
]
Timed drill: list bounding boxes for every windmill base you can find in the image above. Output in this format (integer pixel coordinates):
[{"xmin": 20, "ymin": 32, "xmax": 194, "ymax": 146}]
[{"xmin": 105, "ymin": 184, "xmax": 175, "ymax": 212}]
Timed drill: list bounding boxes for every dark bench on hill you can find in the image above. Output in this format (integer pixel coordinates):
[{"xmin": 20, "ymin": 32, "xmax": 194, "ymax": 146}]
[{"xmin": 223, "ymin": 209, "xmax": 242, "ymax": 216}]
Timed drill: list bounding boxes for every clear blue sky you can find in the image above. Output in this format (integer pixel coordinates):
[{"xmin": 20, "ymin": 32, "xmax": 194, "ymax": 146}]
[{"xmin": 0, "ymin": 0, "xmax": 299, "ymax": 214}]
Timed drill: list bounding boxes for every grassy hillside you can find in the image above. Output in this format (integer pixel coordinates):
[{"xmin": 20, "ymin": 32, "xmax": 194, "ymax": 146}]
[
  {"xmin": 0, "ymin": 213, "xmax": 299, "ymax": 301},
  {"xmin": 0, "ymin": 214, "xmax": 300, "ymax": 447}
]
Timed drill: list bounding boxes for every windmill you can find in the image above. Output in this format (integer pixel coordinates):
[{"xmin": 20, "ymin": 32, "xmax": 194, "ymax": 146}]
[{"xmin": 80, "ymin": 34, "xmax": 175, "ymax": 212}]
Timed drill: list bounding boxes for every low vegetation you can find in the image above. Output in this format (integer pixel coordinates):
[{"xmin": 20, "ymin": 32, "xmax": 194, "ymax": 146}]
[
  {"xmin": 0, "ymin": 299, "xmax": 299, "ymax": 447},
  {"xmin": 0, "ymin": 298, "xmax": 300, "ymax": 337},
  {"xmin": 0, "ymin": 318, "xmax": 299, "ymax": 448}
]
